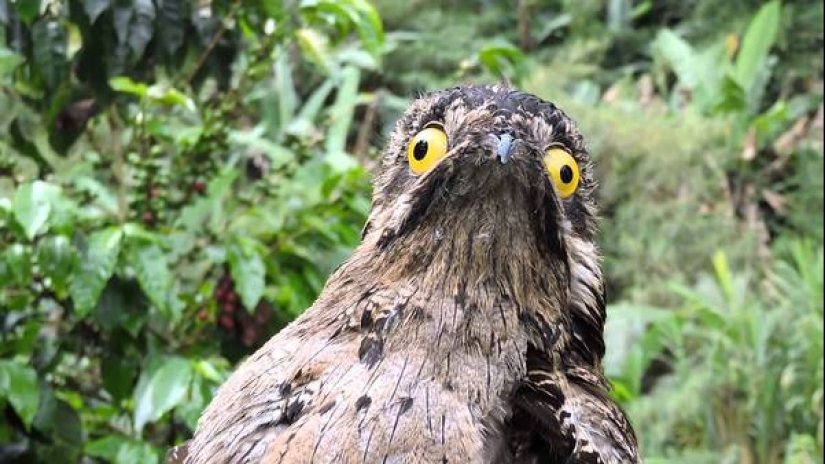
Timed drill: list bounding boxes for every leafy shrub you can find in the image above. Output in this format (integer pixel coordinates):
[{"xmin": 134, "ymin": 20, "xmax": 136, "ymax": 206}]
[
  {"xmin": 607, "ymin": 241, "xmax": 823, "ymax": 463},
  {"xmin": 0, "ymin": 1, "xmax": 381, "ymax": 462}
]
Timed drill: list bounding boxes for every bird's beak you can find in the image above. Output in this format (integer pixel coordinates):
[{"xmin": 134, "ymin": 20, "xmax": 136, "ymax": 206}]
[{"xmin": 494, "ymin": 133, "xmax": 515, "ymax": 164}]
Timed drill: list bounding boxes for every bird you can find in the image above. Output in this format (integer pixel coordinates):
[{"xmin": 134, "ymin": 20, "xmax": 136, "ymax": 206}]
[{"xmin": 169, "ymin": 85, "xmax": 640, "ymax": 464}]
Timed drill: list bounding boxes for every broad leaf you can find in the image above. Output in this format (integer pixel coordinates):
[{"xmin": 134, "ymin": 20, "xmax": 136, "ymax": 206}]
[
  {"xmin": 70, "ymin": 227, "xmax": 123, "ymax": 317},
  {"xmin": 158, "ymin": 0, "xmax": 188, "ymax": 57},
  {"xmin": 133, "ymin": 357, "xmax": 193, "ymax": 433},
  {"xmin": 129, "ymin": 0, "xmax": 156, "ymax": 58},
  {"xmin": 13, "ymin": 180, "xmax": 59, "ymax": 240},
  {"xmin": 15, "ymin": 0, "xmax": 40, "ymax": 24},
  {"xmin": 84, "ymin": 0, "xmax": 112, "ymax": 23},
  {"xmin": 87, "ymin": 435, "xmax": 160, "ymax": 464},
  {"xmin": 129, "ymin": 240, "xmax": 176, "ymax": 319},
  {"xmin": 31, "ymin": 19, "xmax": 68, "ymax": 92},
  {"xmin": 735, "ymin": 0, "xmax": 782, "ymax": 95},
  {"xmin": 227, "ymin": 237, "xmax": 266, "ymax": 311},
  {"xmin": 0, "ymin": 359, "xmax": 40, "ymax": 427},
  {"xmin": 36, "ymin": 234, "xmax": 78, "ymax": 295},
  {"xmin": 651, "ymin": 29, "xmax": 700, "ymax": 89},
  {"xmin": 324, "ymin": 65, "xmax": 360, "ymax": 171},
  {"xmin": 109, "ymin": 76, "xmax": 149, "ymax": 97},
  {"xmin": 0, "ymin": 46, "xmax": 23, "ymax": 76},
  {"xmin": 1, "ymin": 243, "xmax": 32, "ymax": 286}
]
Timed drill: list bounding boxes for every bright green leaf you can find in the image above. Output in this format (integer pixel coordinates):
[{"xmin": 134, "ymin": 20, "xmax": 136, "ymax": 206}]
[
  {"xmin": 227, "ymin": 237, "xmax": 266, "ymax": 311},
  {"xmin": 296, "ymin": 28, "xmax": 331, "ymax": 72},
  {"xmin": 0, "ymin": 46, "xmax": 23, "ymax": 76},
  {"xmin": 109, "ymin": 76, "xmax": 149, "ymax": 96},
  {"xmin": 36, "ymin": 234, "xmax": 78, "ymax": 294},
  {"xmin": 0, "ymin": 359, "xmax": 40, "ymax": 427},
  {"xmin": 15, "ymin": 0, "xmax": 40, "ymax": 24},
  {"xmin": 133, "ymin": 357, "xmax": 193, "ymax": 433},
  {"xmin": 86, "ymin": 435, "xmax": 160, "ymax": 464},
  {"xmin": 325, "ymin": 65, "xmax": 360, "ymax": 170},
  {"xmin": 735, "ymin": 0, "xmax": 782, "ymax": 94},
  {"xmin": 86, "ymin": 435, "xmax": 126, "ymax": 461},
  {"xmin": 129, "ymin": 240, "xmax": 176, "ymax": 319},
  {"xmin": 1, "ymin": 243, "xmax": 32, "ymax": 286},
  {"xmin": 13, "ymin": 180, "xmax": 59, "ymax": 240},
  {"xmin": 70, "ymin": 227, "xmax": 123, "ymax": 317}
]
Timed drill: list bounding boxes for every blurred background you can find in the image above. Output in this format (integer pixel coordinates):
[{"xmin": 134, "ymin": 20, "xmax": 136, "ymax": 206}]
[{"xmin": 0, "ymin": 1, "xmax": 822, "ymax": 463}]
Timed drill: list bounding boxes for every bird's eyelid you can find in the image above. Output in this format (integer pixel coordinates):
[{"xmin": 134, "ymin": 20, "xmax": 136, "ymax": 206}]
[
  {"xmin": 544, "ymin": 142, "xmax": 570, "ymax": 152},
  {"xmin": 423, "ymin": 121, "xmax": 445, "ymax": 130}
]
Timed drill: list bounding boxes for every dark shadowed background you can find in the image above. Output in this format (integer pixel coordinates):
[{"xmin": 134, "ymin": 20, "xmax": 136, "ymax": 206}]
[{"xmin": 0, "ymin": 1, "xmax": 822, "ymax": 463}]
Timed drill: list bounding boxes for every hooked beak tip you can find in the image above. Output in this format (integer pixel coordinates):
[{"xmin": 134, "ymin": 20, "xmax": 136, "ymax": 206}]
[{"xmin": 496, "ymin": 133, "xmax": 514, "ymax": 164}]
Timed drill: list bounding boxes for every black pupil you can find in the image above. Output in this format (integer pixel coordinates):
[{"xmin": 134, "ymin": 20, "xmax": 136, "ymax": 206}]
[
  {"xmin": 560, "ymin": 165, "xmax": 574, "ymax": 184},
  {"xmin": 413, "ymin": 140, "xmax": 428, "ymax": 161}
]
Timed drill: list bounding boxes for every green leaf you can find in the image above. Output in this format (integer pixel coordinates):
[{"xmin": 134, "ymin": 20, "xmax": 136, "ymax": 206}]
[
  {"xmin": 31, "ymin": 19, "xmax": 68, "ymax": 92},
  {"xmin": 273, "ymin": 53, "xmax": 299, "ymax": 129},
  {"xmin": 84, "ymin": 0, "xmax": 112, "ymax": 23},
  {"xmin": 133, "ymin": 357, "xmax": 193, "ymax": 433},
  {"xmin": 87, "ymin": 435, "xmax": 160, "ymax": 464},
  {"xmin": 31, "ymin": 392, "xmax": 83, "ymax": 450},
  {"xmin": 157, "ymin": 0, "xmax": 188, "ymax": 57},
  {"xmin": 301, "ymin": 0, "xmax": 385, "ymax": 63},
  {"xmin": 227, "ymin": 237, "xmax": 266, "ymax": 310},
  {"xmin": 115, "ymin": 440, "xmax": 160, "ymax": 464},
  {"xmin": 229, "ymin": 128, "xmax": 295, "ymax": 169},
  {"xmin": 1, "ymin": 243, "xmax": 33, "ymax": 286},
  {"xmin": 734, "ymin": 0, "xmax": 782, "ymax": 95},
  {"xmin": 15, "ymin": 0, "xmax": 40, "ymax": 24},
  {"xmin": 651, "ymin": 29, "xmax": 699, "ymax": 88},
  {"xmin": 109, "ymin": 76, "xmax": 149, "ymax": 97},
  {"xmin": 0, "ymin": 46, "xmax": 23, "ymax": 76},
  {"xmin": 0, "ymin": 359, "xmax": 40, "ymax": 427},
  {"xmin": 13, "ymin": 180, "xmax": 59, "ymax": 240},
  {"xmin": 70, "ymin": 227, "xmax": 123, "ymax": 317},
  {"xmin": 325, "ymin": 65, "xmax": 360, "ymax": 171},
  {"xmin": 101, "ymin": 354, "xmax": 137, "ymax": 402},
  {"xmin": 296, "ymin": 28, "xmax": 331, "ymax": 72},
  {"xmin": 86, "ymin": 435, "xmax": 125, "ymax": 461},
  {"xmin": 128, "ymin": 240, "xmax": 176, "ymax": 319},
  {"xmin": 712, "ymin": 251, "xmax": 734, "ymax": 304},
  {"xmin": 36, "ymin": 234, "xmax": 78, "ymax": 295},
  {"xmin": 477, "ymin": 40, "xmax": 527, "ymax": 81},
  {"xmin": 129, "ymin": 0, "xmax": 156, "ymax": 58}
]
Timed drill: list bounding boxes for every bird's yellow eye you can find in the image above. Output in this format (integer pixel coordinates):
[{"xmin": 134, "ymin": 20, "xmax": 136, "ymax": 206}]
[
  {"xmin": 407, "ymin": 125, "xmax": 448, "ymax": 175},
  {"xmin": 544, "ymin": 148, "xmax": 580, "ymax": 199}
]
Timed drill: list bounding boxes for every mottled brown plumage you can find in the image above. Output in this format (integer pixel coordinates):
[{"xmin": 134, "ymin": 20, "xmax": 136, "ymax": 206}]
[{"xmin": 172, "ymin": 85, "xmax": 640, "ymax": 464}]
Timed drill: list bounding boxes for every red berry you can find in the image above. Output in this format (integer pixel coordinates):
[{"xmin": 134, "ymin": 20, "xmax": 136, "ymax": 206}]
[
  {"xmin": 219, "ymin": 314, "xmax": 234, "ymax": 330},
  {"xmin": 241, "ymin": 327, "xmax": 259, "ymax": 347},
  {"xmin": 197, "ymin": 310, "xmax": 209, "ymax": 321},
  {"xmin": 192, "ymin": 181, "xmax": 206, "ymax": 194},
  {"xmin": 223, "ymin": 301, "xmax": 237, "ymax": 314},
  {"xmin": 142, "ymin": 212, "xmax": 155, "ymax": 224}
]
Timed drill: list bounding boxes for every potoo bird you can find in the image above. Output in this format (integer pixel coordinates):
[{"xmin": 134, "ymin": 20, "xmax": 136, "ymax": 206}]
[{"xmin": 171, "ymin": 86, "xmax": 640, "ymax": 464}]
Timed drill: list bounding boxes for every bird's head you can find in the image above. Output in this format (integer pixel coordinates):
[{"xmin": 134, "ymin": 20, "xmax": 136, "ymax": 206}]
[
  {"xmin": 363, "ymin": 85, "xmax": 597, "ymax": 267},
  {"xmin": 356, "ymin": 86, "xmax": 605, "ymax": 358}
]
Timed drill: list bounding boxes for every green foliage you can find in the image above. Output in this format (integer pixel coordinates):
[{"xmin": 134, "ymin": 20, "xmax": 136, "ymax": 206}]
[
  {"xmin": 608, "ymin": 242, "xmax": 823, "ymax": 463},
  {"xmin": 1, "ymin": 1, "xmax": 379, "ymax": 462},
  {"xmin": 1, "ymin": 1, "xmax": 822, "ymax": 464}
]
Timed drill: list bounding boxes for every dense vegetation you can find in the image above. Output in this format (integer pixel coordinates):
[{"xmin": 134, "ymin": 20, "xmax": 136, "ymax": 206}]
[{"xmin": 0, "ymin": 1, "xmax": 821, "ymax": 463}]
